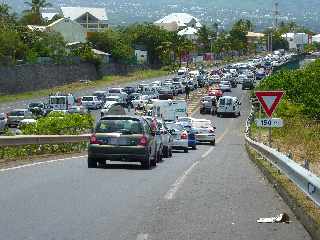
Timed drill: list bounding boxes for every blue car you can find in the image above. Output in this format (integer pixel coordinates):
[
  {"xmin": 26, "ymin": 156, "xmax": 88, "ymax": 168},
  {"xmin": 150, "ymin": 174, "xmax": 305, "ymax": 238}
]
[{"xmin": 177, "ymin": 122, "xmax": 197, "ymax": 150}]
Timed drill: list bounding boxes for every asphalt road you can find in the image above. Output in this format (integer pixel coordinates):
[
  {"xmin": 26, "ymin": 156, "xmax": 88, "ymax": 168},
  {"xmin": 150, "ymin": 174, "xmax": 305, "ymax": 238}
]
[{"xmin": 0, "ymin": 85, "xmax": 311, "ymax": 240}]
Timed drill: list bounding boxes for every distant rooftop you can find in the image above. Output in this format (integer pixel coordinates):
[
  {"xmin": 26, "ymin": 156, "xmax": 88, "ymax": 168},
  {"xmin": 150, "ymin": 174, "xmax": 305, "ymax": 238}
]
[
  {"xmin": 60, "ymin": 7, "xmax": 108, "ymax": 21},
  {"xmin": 154, "ymin": 13, "xmax": 201, "ymax": 28}
]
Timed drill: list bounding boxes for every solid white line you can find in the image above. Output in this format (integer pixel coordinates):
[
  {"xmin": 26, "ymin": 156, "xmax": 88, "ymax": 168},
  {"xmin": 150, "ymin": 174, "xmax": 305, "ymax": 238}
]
[
  {"xmin": 164, "ymin": 161, "xmax": 200, "ymax": 200},
  {"xmin": 136, "ymin": 233, "xmax": 148, "ymax": 240},
  {"xmin": 0, "ymin": 155, "xmax": 88, "ymax": 173},
  {"xmin": 201, "ymin": 147, "xmax": 214, "ymax": 159}
]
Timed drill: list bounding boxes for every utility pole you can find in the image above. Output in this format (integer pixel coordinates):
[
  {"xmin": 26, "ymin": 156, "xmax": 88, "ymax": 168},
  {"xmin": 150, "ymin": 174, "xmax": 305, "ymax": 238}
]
[{"xmin": 273, "ymin": 1, "xmax": 279, "ymax": 29}]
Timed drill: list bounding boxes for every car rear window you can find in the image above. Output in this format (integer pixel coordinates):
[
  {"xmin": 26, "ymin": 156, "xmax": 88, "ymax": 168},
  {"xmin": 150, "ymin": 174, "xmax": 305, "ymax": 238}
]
[
  {"xmin": 96, "ymin": 119, "xmax": 143, "ymax": 134},
  {"xmin": 192, "ymin": 121, "xmax": 211, "ymax": 128},
  {"xmin": 8, "ymin": 111, "xmax": 25, "ymax": 116},
  {"xmin": 109, "ymin": 89, "xmax": 121, "ymax": 94},
  {"xmin": 82, "ymin": 97, "xmax": 93, "ymax": 101}
]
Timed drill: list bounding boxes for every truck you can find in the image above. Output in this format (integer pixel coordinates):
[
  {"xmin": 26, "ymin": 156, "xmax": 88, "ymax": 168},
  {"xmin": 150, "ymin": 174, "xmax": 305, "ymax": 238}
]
[
  {"xmin": 49, "ymin": 93, "xmax": 76, "ymax": 111},
  {"xmin": 152, "ymin": 100, "xmax": 188, "ymax": 122}
]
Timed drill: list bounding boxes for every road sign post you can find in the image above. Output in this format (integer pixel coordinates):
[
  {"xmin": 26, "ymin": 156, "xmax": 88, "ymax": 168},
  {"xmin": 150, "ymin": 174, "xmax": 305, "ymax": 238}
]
[{"xmin": 255, "ymin": 91, "xmax": 285, "ymax": 147}]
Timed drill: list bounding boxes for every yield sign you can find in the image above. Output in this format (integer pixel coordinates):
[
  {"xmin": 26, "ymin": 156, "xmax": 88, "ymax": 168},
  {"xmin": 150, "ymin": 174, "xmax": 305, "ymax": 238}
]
[{"xmin": 255, "ymin": 91, "xmax": 285, "ymax": 117}]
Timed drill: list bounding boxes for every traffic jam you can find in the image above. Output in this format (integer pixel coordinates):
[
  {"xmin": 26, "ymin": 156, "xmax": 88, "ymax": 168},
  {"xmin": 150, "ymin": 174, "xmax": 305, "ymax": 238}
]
[{"xmin": 0, "ymin": 52, "xmax": 294, "ymax": 169}]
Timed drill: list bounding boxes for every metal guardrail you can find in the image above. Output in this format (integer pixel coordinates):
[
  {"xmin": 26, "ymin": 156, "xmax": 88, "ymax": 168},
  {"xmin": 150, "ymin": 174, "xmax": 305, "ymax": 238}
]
[
  {"xmin": 245, "ymin": 108, "xmax": 320, "ymax": 207},
  {"xmin": 0, "ymin": 134, "xmax": 90, "ymax": 147}
]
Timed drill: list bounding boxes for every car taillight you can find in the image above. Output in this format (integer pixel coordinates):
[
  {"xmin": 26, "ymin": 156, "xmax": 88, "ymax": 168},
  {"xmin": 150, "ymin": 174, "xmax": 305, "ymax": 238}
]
[
  {"xmin": 139, "ymin": 135, "xmax": 148, "ymax": 146},
  {"xmin": 90, "ymin": 134, "xmax": 102, "ymax": 144},
  {"xmin": 209, "ymin": 128, "xmax": 215, "ymax": 133},
  {"xmin": 180, "ymin": 132, "xmax": 188, "ymax": 139}
]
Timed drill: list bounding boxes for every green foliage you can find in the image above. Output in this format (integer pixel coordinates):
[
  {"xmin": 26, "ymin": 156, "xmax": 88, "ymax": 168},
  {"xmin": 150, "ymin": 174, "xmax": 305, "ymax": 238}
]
[
  {"xmin": 70, "ymin": 43, "xmax": 102, "ymax": 67},
  {"xmin": 256, "ymin": 60, "xmax": 320, "ymax": 119},
  {"xmin": 20, "ymin": 113, "xmax": 94, "ymax": 135},
  {"xmin": 0, "ymin": 28, "xmax": 26, "ymax": 64}
]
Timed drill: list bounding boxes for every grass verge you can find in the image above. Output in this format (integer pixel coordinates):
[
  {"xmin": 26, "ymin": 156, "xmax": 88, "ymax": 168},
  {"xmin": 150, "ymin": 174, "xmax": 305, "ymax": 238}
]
[
  {"xmin": 246, "ymin": 145, "xmax": 320, "ymax": 240},
  {"xmin": 0, "ymin": 69, "xmax": 169, "ymax": 103}
]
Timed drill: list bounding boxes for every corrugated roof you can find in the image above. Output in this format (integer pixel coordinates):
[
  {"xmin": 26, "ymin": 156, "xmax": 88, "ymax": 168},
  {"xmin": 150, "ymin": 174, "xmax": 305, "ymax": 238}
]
[
  {"xmin": 155, "ymin": 13, "xmax": 201, "ymax": 27},
  {"xmin": 27, "ymin": 25, "xmax": 46, "ymax": 32},
  {"xmin": 61, "ymin": 7, "xmax": 108, "ymax": 21},
  {"xmin": 246, "ymin": 32, "xmax": 265, "ymax": 38}
]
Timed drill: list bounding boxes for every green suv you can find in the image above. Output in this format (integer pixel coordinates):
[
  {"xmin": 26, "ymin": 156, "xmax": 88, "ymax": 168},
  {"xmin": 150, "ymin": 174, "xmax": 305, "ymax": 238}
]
[{"xmin": 88, "ymin": 116, "xmax": 157, "ymax": 169}]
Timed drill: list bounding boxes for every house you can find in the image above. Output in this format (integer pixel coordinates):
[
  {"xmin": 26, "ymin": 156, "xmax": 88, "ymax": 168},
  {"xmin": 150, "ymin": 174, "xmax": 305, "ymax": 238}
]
[
  {"xmin": 60, "ymin": 7, "xmax": 108, "ymax": 36},
  {"xmin": 312, "ymin": 34, "xmax": 320, "ymax": 43},
  {"xmin": 154, "ymin": 13, "xmax": 202, "ymax": 32},
  {"xmin": 282, "ymin": 32, "xmax": 309, "ymax": 50},
  {"xmin": 246, "ymin": 32, "xmax": 266, "ymax": 52},
  {"xmin": 92, "ymin": 49, "xmax": 111, "ymax": 64},
  {"xmin": 28, "ymin": 18, "xmax": 87, "ymax": 43},
  {"xmin": 134, "ymin": 45, "xmax": 148, "ymax": 64},
  {"xmin": 178, "ymin": 27, "xmax": 198, "ymax": 41}
]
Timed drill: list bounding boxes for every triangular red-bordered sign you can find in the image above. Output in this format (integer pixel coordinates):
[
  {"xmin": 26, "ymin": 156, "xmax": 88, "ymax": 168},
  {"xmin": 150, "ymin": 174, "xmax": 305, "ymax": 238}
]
[{"xmin": 255, "ymin": 91, "xmax": 285, "ymax": 117}]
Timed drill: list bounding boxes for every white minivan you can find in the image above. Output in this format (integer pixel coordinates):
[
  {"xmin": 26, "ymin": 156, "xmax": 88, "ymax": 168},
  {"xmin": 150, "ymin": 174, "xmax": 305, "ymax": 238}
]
[{"xmin": 217, "ymin": 96, "xmax": 241, "ymax": 117}]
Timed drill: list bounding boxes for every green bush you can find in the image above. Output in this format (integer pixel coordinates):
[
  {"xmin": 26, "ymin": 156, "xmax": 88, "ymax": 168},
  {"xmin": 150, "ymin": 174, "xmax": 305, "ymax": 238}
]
[
  {"xmin": 20, "ymin": 113, "xmax": 94, "ymax": 135},
  {"xmin": 256, "ymin": 60, "xmax": 320, "ymax": 119}
]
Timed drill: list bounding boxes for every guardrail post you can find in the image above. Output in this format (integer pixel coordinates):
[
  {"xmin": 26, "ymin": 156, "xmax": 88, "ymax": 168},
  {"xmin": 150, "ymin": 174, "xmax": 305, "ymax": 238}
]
[{"xmin": 303, "ymin": 159, "xmax": 310, "ymax": 171}]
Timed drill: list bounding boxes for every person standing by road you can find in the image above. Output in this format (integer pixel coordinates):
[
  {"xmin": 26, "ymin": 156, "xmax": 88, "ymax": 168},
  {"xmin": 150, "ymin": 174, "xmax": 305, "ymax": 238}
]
[{"xmin": 185, "ymin": 85, "xmax": 190, "ymax": 100}]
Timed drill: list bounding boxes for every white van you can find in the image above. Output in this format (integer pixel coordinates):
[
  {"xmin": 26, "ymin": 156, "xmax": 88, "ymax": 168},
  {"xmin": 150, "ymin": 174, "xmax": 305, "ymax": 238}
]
[
  {"xmin": 217, "ymin": 96, "xmax": 241, "ymax": 117},
  {"xmin": 152, "ymin": 100, "xmax": 188, "ymax": 122}
]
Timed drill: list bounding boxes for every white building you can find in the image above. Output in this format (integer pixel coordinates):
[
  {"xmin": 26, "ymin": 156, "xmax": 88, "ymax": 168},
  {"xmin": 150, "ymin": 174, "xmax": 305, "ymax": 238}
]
[
  {"xmin": 60, "ymin": 7, "xmax": 108, "ymax": 34},
  {"xmin": 312, "ymin": 34, "xmax": 320, "ymax": 43},
  {"xmin": 282, "ymin": 32, "xmax": 309, "ymax": 50},
  {"xmin": 178, "ymin": 27, "xmax": 198, "ymax": 41},
  {"xmin": 154, "ymin": 13, "xmax": 202, "ymax": 32},
  {"xmin": 28, "ymin": 18, "xmax": 87, "ymax": 43}
]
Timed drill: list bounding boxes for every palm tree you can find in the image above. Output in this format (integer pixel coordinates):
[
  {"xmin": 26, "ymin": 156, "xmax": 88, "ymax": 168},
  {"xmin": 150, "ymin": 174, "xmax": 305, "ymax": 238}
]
[{"xmin": 24, "ymin": 0, "xmax": 52, "ymax": 15}]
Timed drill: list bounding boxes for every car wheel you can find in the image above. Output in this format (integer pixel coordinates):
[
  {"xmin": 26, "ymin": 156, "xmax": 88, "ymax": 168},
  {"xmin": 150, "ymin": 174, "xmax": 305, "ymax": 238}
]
[
  {"xmin": 169, "ymin": 147, "xmax": 173, "ymax": 157},
  {"xmin": 192, "ymin": 145, "xmax": 197, "ymax": 150},
  {"xmin": 142, "ymin": 154, "xmax": 151, "ymax": 169},
  {"xmin": 184, "ymin": 148, "xmax": 189, "ymax": 153},
  {"xmin": 157, "ymin": 151, "xmax": 163, "ymax": 163},
  {"xmin": 88, "ymin": 157, "xmax": 98, "ymax": 168},
  {"xmin": 163, "ymin": 146, "xmax": 168, "ymax": 158},
  {"xmin": 211, "ymin": 140, "xmax": 216, "ymax": 146}
]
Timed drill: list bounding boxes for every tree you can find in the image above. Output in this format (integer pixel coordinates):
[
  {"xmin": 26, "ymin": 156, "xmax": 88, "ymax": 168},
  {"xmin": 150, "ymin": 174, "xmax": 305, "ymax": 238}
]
[
  {"xmin": 197, "ymin": 25, "xmax": 214, "ymax": 53},
  {"xmin": 23, "ymin": 0, "xmax": 52, "ymax": 25},
  {"xmin": 0, "ymin": 3, "xmax": 17, "ymax": 28}
]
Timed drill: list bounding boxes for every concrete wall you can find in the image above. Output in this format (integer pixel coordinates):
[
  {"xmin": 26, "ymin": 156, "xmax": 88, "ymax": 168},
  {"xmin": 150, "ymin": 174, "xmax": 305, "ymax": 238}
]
[
  {"xmin": 0, "ymin": 63, "xmax": 151, "ymax": 95},
  {"xmin": 0, "ymin": 63, "xmax": 97, "ymax": 95}
]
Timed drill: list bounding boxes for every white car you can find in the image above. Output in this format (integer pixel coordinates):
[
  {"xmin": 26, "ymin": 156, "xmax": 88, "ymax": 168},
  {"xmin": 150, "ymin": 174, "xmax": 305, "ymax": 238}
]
[
  {"xmin": 217, "ymin": 96, "xmax": 241, "ymax": 117},
  {"xmin": 0, "ymin": 113, "xmax": 7, "ymax": 133},
  {"xmin": 166, "ymin": 122, "xmax": 189, "ymax": 153},
  {"xmin": 211, "ymin": 74, "xmax": 221, "ymax": 83},
  {"xmin": 132, "ymin": 95, "xmax": 150, "ymax": 109},
  {"xmin": 81, "ymin": 96, "xmax": 102, "ymax": 109},
  {"xmin": 191, "ymin": 119, "xmax": 216, "ymax": 145},
  {"xmin": 106, "ymin": 88, "xmax": 128, "ymax": 103},
  {"xmin": 219, "ymin": 81, "xmax": 231, "ymax": 92}
]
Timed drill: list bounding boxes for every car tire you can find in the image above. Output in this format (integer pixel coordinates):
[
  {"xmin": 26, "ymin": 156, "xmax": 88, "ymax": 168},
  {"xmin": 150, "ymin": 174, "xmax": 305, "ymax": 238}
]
[
  {"xmin": 169, "ymin": 148, "xmax": 173, "ymax": 157},
  {"xmin": 211, "ymin": 140, "xmax": 216, "ymax": 146},
  {"xmin": 142, "ymin": 154, "xmax": 151, "ymax": 169},
  {"xmin": 88, "ymin": 157, "xmax": 98, "ymax": 168},
  {"xmin": 192, "ymin": 145, "xmax": 197, "ymax": 150},
  {"xmin": 184, "ymin": 148, "xmax": 189, "ymax": 153}
]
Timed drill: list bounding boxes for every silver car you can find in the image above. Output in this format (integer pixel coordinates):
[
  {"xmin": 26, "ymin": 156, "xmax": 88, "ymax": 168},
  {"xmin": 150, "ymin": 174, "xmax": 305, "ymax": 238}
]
[
  {"xmin": 219, "ymin": 81, "xmax": 231, "ymax": 92},
  {"xmin": 7, "ymin": 109, "xmax": 33, "ymax": 127},
  {"xmin": 166, "ymin": 122, "xmax": 189, "ymax": 153},
  {"xmin": 0, "ymin": 113, "xmax": 8, "ymax": 133},
  {"xmin": 192, "ymin": 119, "xmax": 216, "ymax": 145}
]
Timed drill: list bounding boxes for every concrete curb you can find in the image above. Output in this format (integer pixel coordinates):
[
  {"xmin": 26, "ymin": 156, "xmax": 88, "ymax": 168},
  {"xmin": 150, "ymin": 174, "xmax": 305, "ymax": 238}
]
[{"xmin": 246, "ymin": 145, "xmax": 320, "ymax": 240}]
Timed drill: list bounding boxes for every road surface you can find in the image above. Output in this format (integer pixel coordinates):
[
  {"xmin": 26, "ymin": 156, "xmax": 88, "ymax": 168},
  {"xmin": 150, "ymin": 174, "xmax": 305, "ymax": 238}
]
[{"xmin": 0, "ymin": 85, "xmax": 311, "ymax": 240}]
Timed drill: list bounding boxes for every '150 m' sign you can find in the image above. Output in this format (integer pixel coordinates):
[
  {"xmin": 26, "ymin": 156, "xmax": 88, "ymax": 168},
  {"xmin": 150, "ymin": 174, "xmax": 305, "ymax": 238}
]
[{"xmin": 256, "ymin": 118, "xmax": 284, "ymax": 128}]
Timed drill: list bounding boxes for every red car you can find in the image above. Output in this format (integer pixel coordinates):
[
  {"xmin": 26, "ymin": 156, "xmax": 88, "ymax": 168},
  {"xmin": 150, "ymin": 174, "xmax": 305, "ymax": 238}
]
[{"xmin": 208, "ymin": 87, "xmax": 223, "ymax": 98}]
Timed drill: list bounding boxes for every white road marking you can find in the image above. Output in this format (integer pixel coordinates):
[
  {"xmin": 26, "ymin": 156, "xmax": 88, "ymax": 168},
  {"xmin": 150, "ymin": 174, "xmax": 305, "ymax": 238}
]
[
  {"xmin": 136, "ymin": 233, "xmax": 148, "ymax": 240},
  {"xmin": 164, "ymin": 161, "xmax": 200, "ymax": 200},
  {"xmin": 201, "ymin": 147, "xmax": 214, "ymax": 159},
  {"xmin": 0, "ymin": 155, "xmax": 87, "ymax": 173}
]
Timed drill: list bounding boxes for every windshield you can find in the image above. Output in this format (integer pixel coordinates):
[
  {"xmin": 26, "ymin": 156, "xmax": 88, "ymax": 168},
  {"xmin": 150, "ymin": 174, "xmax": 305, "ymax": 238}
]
[
  {"xmin": 106, "ymin": 97, "xmax": 119, "ymax": 102},
  {"xmin": 96, "ymin": 119, "xmax": 143, "ymax": 134},
  {"xmin": 29, "ymin": 103, "xmax": 43, "ymax": 108},
  {"xmin": 192, "ymin": 121, "xmax": 211, "ymax": 128},
  {"xmin": 50, "ymin": 97, "xmax": 66, "ymax": 104},
  {"xmin": 8, "ymin": 111, "xmax": 25, "ymax": 116},
  {"xmin": 109, "ymin": 89, "xmax": 121, "ymax": 94}
]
